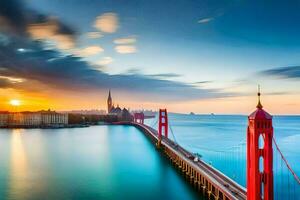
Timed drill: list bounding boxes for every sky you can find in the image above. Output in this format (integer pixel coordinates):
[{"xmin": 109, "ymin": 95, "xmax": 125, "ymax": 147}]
[{"xmin": 0, "ymin": 0, "xmax": 300, "ymax": 114}]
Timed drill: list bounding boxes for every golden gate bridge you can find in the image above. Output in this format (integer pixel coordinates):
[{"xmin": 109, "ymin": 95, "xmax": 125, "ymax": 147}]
[{"xmin": 128, "ymin": 91, "xmax": 300, "ymax": 200}]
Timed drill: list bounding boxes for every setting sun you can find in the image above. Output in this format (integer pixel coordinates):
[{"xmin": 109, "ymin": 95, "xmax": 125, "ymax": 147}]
[{"xmin": 10, "ymin": 99, "xmax": 21, "ymax": 106}]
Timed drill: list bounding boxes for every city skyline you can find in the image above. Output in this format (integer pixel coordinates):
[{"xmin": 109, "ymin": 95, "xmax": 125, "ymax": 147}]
[{"xmin": 1, "ymin": 0, "xmax": 300, "ymax": 114}]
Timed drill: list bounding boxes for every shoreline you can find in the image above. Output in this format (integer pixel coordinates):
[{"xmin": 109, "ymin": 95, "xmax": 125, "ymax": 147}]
[
  {"xmin": 0, "ymin": 121, "xmax": 124, "ymax": 129},
  {"xmin": 0, "ymin": 124, "xmax": 89, "ymax": 129}
]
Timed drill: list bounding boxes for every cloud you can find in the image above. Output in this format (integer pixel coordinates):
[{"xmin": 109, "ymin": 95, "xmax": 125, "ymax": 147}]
[
  {"xmin": 265, "ymin": 91, "xmax": 294, "ymax": 96},
  {"xmin": 194, "ymin": 81, "xmax": 213, "ymax": 84},
  {"xmin": 0, "ymin": 75, "xmax": 24, "ymax": 89},
  {"xmin": 148, "ymin": 73, "xmax": 181, "ymax": 78},
  {"xmin": 94, "ymin": 13, "xmax": 119, "ymax": 33},
  {"xmin": 192, "ymin": 81, "xmax": 213, "ymax": 85},
  {"xmin": 86, "ymin": 31, "xmax": 103, "ymax": 39},
  {"xmin": 0, "ymin": 36, "xmax": 236, "ymax": 101},
  {"xmin": 114, "ymin": 36, "xmax": 137, "ymax": 54},
  {"xmin": 0, "ymin": 75, "xmax": 23, "ymax": 83},
  {"xmin": 125, "ymin": 68, "xmax": 142, "ymax": 74},
  {"xmin": 74, "ymin": 45, "xmax": 104, "ymax": 57},
  {"xmin": 97, "ymin": 57, "xmax": 113, "ymax": 65},
  {"xmin": 0, "ymin": 0, "xmax": 27, "ymax": 34},
  {"xmin": 115, "ymin": 45, "xmax": 136, "ymax": 54},
  {"xmin": 0, "ymin": 0, "xmax": 77, "ymax": 50},
  {"xmin": 0, "ymin": 3, "xmax": 236, "ymax": 102},
  {"xmin": 27, "ymin": 18, "xmax": 76, "ymax": 50},
  {"xmin": 260, "ymin": 66, "xmax": 300, "ymax": 79},
  {"xmin": 114, "ymin": 36, "xmax": 136, "ymax": 44},
  {"xmin": 0, "ymin": 77, "xmax": 14, "ymax": 88},
  {"xmin": 198, "ymin": 17, "xmax": 214, "ymax": 24}
]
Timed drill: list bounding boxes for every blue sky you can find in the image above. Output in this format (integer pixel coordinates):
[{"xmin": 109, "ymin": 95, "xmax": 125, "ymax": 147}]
[
  {"xmin": 27, "ymin": 0, "xmax": 300, "ymax": 78},
  {"xmin": 0, "ymin": 0, "xmax": 300, "ymax": 113}
]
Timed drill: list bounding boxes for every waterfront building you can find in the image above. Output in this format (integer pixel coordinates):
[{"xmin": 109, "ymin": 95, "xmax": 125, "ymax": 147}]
[
  {"xmin": 0, "ymin": 110, "xmax": 68, "ymax": 127},
  {"xmin": 121, "ymin": 108, "xmax": 132, "ymax": 121},
  {"xmin": 110, "ymin": 105, "xmax": 122, "ymax": 114},
  {"xmin": 8, "ymin": 112, "xmax": 41, "ymax": 127},
  {"xmin": 40, "ymin": 110, "xmax": 68, "ymax": 126},
  {"xmin": 107, "ymin": 90, "xmax": 133, "ymax": 121},
  {"xmin": 0, "ymin": 111, "xmax": 9, "ymax": 127}
]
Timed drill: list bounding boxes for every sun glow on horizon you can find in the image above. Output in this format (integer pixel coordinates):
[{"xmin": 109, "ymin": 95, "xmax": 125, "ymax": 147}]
[{"xmin": 10, "ymin": 99, "xmax": 21, "ymax": 107}]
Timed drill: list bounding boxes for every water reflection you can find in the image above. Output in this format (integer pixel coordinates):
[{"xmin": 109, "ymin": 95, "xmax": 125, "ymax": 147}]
[
  {"xmin": 8, "ymin": 129, "xmax": 28, "ymax": 200},
  {"xmin": 1, "ymin": 126, "xmax": 203, "ymax": 200}
]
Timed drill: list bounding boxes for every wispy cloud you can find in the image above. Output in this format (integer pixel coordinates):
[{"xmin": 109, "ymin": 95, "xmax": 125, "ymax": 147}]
[
  {"xmin": 260, "ymin": 66, "xmax": 300, "ymax": 79},
  {"xmin": 125, "ymin": 68, "xmax": 142, "ymax": 74},
  {"xmin": 114, "ymin": 36, "xmax": 136, "ymax": 44},
  {"xmin": 0, "ymin": 76, "xmax": 17, "ymax": 88},
  {"xmin": 97, "ymin": 57, "xmax": 113, "ymax": 65},
  {"xmin": 148, "ymin": 73, "xmax": 181, "ymax": 78},
  {"xmin": 114, "ymin": 36, "xmax": 137, "ymax": 54},
  {"xmin": 115, "ymin": 45, "xmax": 137, "ymax": 54},
  {"xmin": 94, "ymin": 13, "xmax": 119, "ymax": 33},
  {"xmin": 86, "ymin": 31, "xmax": 102, "ymax": 39},
  {"xmin": 198, "ymin": 17, "xmax": 214, "ymax": 24},
  {"xmin": 0, "ymin": 75, "xmax": 24, "ymax": 83},
  {"xmin": 27, "ymin": 18, "xmax": 76, "ymax": 50},
  {"xmin": 193, "ymin": 81, "xmax": 213, "ymax": 84},
  {"xmin": 265, "ymin": 91, "xmax": 295, "ymax": 96},
  {"xmin": 74, "ymin": 45, "xmax": 104, "ymax": 57}
]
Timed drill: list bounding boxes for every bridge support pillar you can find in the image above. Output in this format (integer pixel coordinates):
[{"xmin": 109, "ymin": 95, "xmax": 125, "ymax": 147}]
[
  {"xmin": 247, "ymin": 89, "xmax": 274, "ymax": 200},
  {"xmin": 157, "ymin": 108, "xmax": 168, "ymax": 148},
  {"xmin": 134, "ymin": 112, "xmax": 145, "ymax": 124}
]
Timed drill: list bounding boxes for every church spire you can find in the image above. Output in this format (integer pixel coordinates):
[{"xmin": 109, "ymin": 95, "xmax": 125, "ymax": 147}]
[
  {"xmin": 107, "ymin": 89, "xmax": 113, "ymax": 113},
  {"xmin": 108, "ymin": 89, "xmax": 112, "ymax": 100},
  {"xmin": 256, "ymin": 85, "xmax": 263, "ymax": 109}
]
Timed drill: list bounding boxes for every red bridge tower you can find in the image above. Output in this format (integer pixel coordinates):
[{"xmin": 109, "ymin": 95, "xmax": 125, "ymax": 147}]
[
  {"xmin": 134, "ymin": 112, "xmax": 145, "ymax": 124},
  {"xmin": 157, "ymin": 109, "xmax": 168, "ymax": 147},
  {"xmin": 247, "ymin": 87, "xmax": 274, "ymax": 200}
]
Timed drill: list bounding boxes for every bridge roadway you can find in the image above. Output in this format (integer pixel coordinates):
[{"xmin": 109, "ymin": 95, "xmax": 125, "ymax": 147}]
[{"xmin": 117, "ymin": 122, "xmax": 247, "ymax": 200}]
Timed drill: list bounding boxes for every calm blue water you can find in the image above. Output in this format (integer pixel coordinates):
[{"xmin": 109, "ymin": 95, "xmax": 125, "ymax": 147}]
[
  {"xmin": 147, "ymin": 114, "xmax": 300, "ymax": 199},
  {"xmin": 1, "ymin": 115, "xmax": 299, "ymax": 199},
  {"xmin": 0, "ymin": 126, "xmax": 203, "ymax": 200}
]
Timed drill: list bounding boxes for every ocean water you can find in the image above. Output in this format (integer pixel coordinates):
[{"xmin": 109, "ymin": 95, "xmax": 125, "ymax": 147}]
[
  {"xmin": 0, "ymin": 126, "xmax": 202, "ymax": 200},
  {"xmin": 146, "ymin": 114, "xmax": 300, "ymax": 199},
  {"xmin": 0, "ymin": 114, "xmax": 299, "ymax": 200}
]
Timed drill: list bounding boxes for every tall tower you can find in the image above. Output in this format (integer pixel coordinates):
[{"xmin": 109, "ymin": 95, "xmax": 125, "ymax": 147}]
[
  {"xmin": 157, "ymin": 109, "xmax": 168, "ymax": 147},
  {"xmin": 247, "ymin": 87, "xmax": 274, "ymax": 200},
  {"xmin": 107, "ymin": 90, "xmax": 112, "ymax": 113}
]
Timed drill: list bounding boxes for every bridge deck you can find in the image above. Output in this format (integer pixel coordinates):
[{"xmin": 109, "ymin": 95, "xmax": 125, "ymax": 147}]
[{"xmin": 127, "ymin": 122, "xmax": 247, "ymax": 200}]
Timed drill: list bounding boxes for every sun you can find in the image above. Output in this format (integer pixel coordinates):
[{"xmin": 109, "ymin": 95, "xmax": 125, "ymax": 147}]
[{"xmin": 10, "ymin": 99, "xmax": 21, "ymax": 106}]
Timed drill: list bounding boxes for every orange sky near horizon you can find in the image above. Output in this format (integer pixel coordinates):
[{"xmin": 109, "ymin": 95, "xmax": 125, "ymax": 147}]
[{"xmin": 1, "ymin": 87, "xmax": 299, "ymax": 115}]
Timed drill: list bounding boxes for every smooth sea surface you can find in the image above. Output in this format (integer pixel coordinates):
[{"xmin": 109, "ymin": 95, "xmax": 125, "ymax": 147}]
[
  {"xmin": 1, "ymin": 114, "xmax": 299, "ymax": 200},
  {"xmin": 0, "ymin": 125, "xmax": 202, "ymax": 200}
]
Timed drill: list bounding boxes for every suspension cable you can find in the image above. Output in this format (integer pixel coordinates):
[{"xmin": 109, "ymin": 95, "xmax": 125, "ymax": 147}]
[
  {"xmin": 168, "ymin": 122, "xmax": 178, "ymax": 144},
  {"xmin": 272, "ymin": 137, "xmax": 300, "ymax": 185},
  {"xmin": 150, "ymin": 116, "xmax": 158, "ymax": 128}
]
